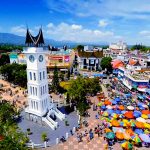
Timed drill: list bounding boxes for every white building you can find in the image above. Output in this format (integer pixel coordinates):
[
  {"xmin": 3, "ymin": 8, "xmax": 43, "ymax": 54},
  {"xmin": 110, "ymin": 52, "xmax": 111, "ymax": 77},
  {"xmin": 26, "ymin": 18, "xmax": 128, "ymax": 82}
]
[
  {"xmin": 109, "ymin": 41, "xmax": 127, "ymax": 50},
  {"xmin": 23, "ymin": 29, "xmax": 65, "ymax": 130},
  {"xmin": 84, "ymin": 45, "xmax": 94, "ymax": 51}
]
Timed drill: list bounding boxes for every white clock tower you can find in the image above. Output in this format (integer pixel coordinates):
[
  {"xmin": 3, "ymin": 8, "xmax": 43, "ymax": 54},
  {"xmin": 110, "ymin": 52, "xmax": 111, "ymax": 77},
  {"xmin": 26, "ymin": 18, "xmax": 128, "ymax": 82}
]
[
  {"xmin": 23, "ymin": 28, "xmax": 65, "ymax": 129},
  {"xmin": 24, "ymin": 47, "xmax": 50, "ymax": 117}
]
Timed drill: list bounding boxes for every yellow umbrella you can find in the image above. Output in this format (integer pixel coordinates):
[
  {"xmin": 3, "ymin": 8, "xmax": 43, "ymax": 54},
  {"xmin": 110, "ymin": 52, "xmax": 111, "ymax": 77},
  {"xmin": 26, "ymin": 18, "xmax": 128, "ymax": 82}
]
[
  {"xmin": 144, "ymin": 129, "xmax": 149, "ymax": 134},
  {"xmin": 141, "ymin": 114, "xmax": 148, "ymax": 119},
  {"xmin": 124, "ymin": 132, "xmax": 131, "ymax": 140},
  {"xmin": 144, "ymin": 123, "xmax": 150, "ymax": 129},
  {"xmin": 123, "ymin": 119, "xmax": 129, "ymax": 123}
]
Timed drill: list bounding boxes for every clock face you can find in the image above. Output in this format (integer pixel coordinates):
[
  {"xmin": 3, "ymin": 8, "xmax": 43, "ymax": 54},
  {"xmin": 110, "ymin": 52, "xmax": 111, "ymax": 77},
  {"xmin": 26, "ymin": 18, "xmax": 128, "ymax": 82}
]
[
  {"xmin": 29, "ymin": 55, "xmax": 35, "ymax": 62},
  {"xmin": 39, "ymin": 55, "xmax": 43, "ymax": 62}
]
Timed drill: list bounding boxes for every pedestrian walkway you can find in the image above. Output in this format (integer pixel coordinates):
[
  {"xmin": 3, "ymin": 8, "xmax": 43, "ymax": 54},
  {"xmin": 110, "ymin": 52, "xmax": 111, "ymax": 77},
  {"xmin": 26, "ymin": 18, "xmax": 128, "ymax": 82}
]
[{"xmin": 45, "ymin": 96, "xmax": 122, "ymax": 150}]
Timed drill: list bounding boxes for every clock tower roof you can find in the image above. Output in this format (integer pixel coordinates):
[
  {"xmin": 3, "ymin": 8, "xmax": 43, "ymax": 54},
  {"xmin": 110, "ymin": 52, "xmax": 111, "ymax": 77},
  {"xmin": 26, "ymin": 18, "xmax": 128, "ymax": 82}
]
[{"xmin": 25, "ymin": 28, "xmax": 44, "ymax": 47}]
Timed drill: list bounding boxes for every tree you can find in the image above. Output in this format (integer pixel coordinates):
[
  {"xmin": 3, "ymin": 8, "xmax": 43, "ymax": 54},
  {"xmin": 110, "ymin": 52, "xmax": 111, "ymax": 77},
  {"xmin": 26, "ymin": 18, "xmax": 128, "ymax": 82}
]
[
  {"xmin": 131, "ymin": 44, "xmax": 149, "ymax": 52},
  {"xmin": 67, "ymin": 77, "xmax": 101, "ymax": 115},
  {"xmin": 101, "ymin": 57, "xmax": 112, "ymax": 73},
  {"xmin": 51, "ymin": 65, "xmax": 60, "ymax": 93},
  {"xmin": 0, "ymin": 64, "xmax": 27, "ymax": 87},
  {"xmin": 0, "ymin": 54, "xmax": 10, "ymax": 66},
  {"xmin": 0, "ymin": 101, "xmax": 27, "ymax": 150},
  {"xmin": 76, "ymin": 45, "xmax": 84, "ymax": 51},
  {"xmin": 41, "ymin": 132, "xmax": 47, "ymax": 142}
]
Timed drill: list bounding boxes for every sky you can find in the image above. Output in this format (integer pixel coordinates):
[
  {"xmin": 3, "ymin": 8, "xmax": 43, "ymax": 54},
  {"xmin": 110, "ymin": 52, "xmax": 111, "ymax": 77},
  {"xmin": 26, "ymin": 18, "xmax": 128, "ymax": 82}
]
[{"xmin": 1, "ymin": 0, "xmax": 150, "ymax": 45}]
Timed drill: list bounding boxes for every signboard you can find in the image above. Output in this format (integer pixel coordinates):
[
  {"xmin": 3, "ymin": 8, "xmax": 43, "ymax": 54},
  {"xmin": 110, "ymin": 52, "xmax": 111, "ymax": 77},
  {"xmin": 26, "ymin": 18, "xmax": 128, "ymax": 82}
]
[
  {"xmin": 9, "ymin": 54, "xmax": 18, "ymax": 59},
  {"xmin": 64, "ymin": 56, "xmax": 69, "ymax": 62}
]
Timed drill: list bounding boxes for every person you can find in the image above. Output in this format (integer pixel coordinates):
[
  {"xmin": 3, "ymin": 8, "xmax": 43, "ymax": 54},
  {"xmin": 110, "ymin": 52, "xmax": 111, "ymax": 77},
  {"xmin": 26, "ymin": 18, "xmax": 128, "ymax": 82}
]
[{"xmin": 70, "ymin": 129, "xmax": 73, "ymax": 135}]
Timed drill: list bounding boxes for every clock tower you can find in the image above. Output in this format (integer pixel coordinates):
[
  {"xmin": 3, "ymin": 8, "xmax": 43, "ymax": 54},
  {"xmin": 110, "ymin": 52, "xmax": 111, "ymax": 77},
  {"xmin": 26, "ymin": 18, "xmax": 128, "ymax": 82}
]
[
  {"xmin": 24, "ymin": 28, "xmax": 50, "ymax": 118},
  {"xmin": 23, "ymin": 28, "xmax": 65, "ymax": 129}
]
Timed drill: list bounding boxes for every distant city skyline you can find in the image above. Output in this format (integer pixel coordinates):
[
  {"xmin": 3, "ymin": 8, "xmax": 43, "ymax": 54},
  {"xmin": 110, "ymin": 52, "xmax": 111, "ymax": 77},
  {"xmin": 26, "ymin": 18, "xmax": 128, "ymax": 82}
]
[{"xmin": 1, "ymin": 0, "xmax": 150, "ymax": 45}]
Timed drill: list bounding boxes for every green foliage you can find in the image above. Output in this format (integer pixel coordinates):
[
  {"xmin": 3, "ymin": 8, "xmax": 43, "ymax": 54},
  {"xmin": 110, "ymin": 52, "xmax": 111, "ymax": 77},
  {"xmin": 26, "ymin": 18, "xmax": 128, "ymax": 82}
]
[
  {"xmin": 41, "ymin": 132, "xmax": 47, "ymax": 142},
  {"xmin": 76, "ymin": 45, "xmax": 84, "ymax": 51},
  {"xmin": 51, "ymin": 66, "xmax": 60, "ymax": 93},
  {"xmin": 101, "ymin": 57, "xmax": 112, "ymax": 73},
  {"xmin": 0, "ymin": 44, "xmax": 23, "ymax": 52},
  {"xmin": 0, "ymin": 54, "xmax": 10, "ymax": 66},
  {"xmin": 131, "ymin": 44, "xmax": 149, "ymax": 52},
  {"xmin": 0, "ymin": 101, "xmax": 27, "ymax": 150},
  {"xmin": 0, "ymin": 63, "xmax": 27, "ymax": 88},
  {"xmin": 68, "ymin": 77, "xmax": 101, "ymax": 115}
]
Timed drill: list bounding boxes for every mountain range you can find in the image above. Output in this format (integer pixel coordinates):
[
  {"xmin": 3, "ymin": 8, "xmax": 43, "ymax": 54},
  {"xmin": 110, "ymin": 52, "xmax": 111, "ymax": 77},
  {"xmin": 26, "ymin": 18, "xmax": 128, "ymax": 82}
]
[{"xmin": 0, "ymin": 33, "xmax": 108, "ymax": 47}]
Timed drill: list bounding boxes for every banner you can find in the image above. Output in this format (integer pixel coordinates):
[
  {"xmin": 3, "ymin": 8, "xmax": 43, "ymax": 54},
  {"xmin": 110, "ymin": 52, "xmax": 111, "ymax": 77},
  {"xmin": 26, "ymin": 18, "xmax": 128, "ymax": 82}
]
[{"xmin": 64, "ymin": 56, "xmax": 69, "ymax": 62}]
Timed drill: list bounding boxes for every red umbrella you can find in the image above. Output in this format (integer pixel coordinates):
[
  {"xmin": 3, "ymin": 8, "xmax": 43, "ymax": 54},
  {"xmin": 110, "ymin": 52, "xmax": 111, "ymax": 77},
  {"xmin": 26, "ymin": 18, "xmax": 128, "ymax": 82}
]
[{"xmin": 124, "ymin": 111, "xmax": 134, "ymax": 119}]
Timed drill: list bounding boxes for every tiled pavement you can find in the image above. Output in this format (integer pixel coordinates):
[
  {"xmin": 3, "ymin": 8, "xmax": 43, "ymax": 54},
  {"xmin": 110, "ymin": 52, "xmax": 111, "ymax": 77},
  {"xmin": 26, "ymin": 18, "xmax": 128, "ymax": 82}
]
[{"xmin": 44, "ymin": 96, "xmax": 123, "ymax": 150}]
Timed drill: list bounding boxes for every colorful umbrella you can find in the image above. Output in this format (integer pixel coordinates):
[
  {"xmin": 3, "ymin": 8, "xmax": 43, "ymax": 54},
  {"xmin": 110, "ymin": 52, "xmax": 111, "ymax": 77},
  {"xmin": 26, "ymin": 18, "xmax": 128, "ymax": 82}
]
[
  {"xmin": 133, "ymin": 111, "xmax": 142, "ymax": 118},
  {"xmin": 106, "ymin": 132, "xmax": 115, "ymax": 139},
  {"xmin": 116, "ymin": 132, "xmax": 124, "ymax": 140},
  {"xmin": 97, "ymin": 102, "xmax": 102, "ymax": 106},
  {"xmin": 104, "ymin": 128, "xmax": 112, "ymax": 133},
  {"xmin": 102, "ymin": 111, "xmax": 109, "ymax": 117},
  {"xmin": 134, "ymin": 129, "xmax": 143, "ymax": 135},
  {"xmin": 141, "ymin": 114, "xmax": 148, "ymax": 119},
  {"xmin": 136, "ymin": 117, "xmax": 146, "ymax": 123},
  {"xmin": 144, "ymin": 129, "xmax": 149, "ymax": 134},
  {"xmin": 118, "ymin": 105, "xmax": 125, "ymax": 110},
  {"xmin": 124, "ymin": 111, "xmax": 134, "ymax": 119},
  {"xmin": 101, "ymin": 105, "xmax": 106, "ymax": 110},
  {"xmin": 133, "ymin": 135, "xmax": 142, "ymax": 143},
  {"xmin": 106, "ymin": 105, "xmax": 112, "ymax": 109},
  {"xmin": 146, "ymin": 119, "xmax": 150, "ymax": 124},
  {"xmin": 135, "ymin": 122, "xmax": 144, "ymax": 129},
  {"xmin": 144, "ymin": 123, "xmax": 150, "ymax": 129},
  {"xmin": 111, "ymin": 120, "xmax": 120, "ymax": 127},
  {"xmin": 126, "ymin": 128, "xmax": 134, "ymax": 136},
  {"xmin": 121, "ymin": 141, "xmax": 133, "ymax": 150},
  {"xmin": 115, "ymin": 109, "xmax": 122, "ymax": 114},
  {"xmin": 127, "ymin": 106, "xmax": 134, "ymax": 110},
  {"xmin": 104, "ymin": 100, "xmax": 112, "ymax": 105},
  {"xmin": 111, "ymin": 113, "xmax": 118, "ymax": 119},
  {"xmin": 106, "ymin": 109, "xmax": 114, "ymax": 114},
  {"xmin": 139, "ymin": 134, "xmax": 150, "ymax": 143},
  {"xmin": 142, "ymin": 110, "xmax": 150, "ymax": 115},
  {"xmin": 123, "ymin": 132, "xmax": 131, "ymax": 140}
]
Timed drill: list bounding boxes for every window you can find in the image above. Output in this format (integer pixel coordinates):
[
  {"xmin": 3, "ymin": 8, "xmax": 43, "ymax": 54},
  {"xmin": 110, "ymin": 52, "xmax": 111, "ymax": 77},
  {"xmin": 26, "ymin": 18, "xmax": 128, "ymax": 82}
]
[
  {"xmin": 45, "ymin": 85, "xmax": 47, "ymax": 93},
  {"xmin": 29, "ymin": 72, "xmax": 32, "ymax": 80},
  {"xmin": 30, "ymin": 86, "xmax": 32, "ymax": 95},
  {"xmin": 34, "ymin": 73, "xmax": 36, "ymax": 81},
  {"xmin": 36, "ymin": 102, "xmax": 38, "ymax": 110},
  {"xmin": 33, "ymin": 87, "xmax": 35, "ymax": 95},
  {"xmin": 33, "ymin": 101, "xmax": 35, "ymax": 109},
  {"xmin": 43, "ymin": 86, "xmax": 44, "ymax": 94},
  {"xmin": 40, "ymin": 72, "xmax": 42, "ymax": 80},
  {"xmin": 42, "ymin": 101, "xmax": 43, "ymax": 109},
  {"xmin": 43, "ymin": 71, "xmax": 45, "ymax": 79},
  {"xmin": 41, "ymin": 87, "xmax": 42, "ymax": 95},
  {"xmin": 35, "ymin": 87, "xmax": 37, "ymax": 96}
]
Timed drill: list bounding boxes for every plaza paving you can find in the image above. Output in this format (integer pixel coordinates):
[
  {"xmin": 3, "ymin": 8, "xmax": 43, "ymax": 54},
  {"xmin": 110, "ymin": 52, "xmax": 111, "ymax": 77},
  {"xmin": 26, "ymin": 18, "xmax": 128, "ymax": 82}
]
[{"xmin": 18, "ymin": 108, "xmax": 79, "ymax": 146}]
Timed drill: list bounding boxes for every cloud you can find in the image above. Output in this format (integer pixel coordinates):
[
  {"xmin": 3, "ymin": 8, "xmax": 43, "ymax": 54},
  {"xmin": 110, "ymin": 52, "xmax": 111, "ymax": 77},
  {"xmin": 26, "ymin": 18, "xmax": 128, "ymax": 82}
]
[
  {"xmin": 99, "ymin": 20, "xmax": 108, "ymax": 27},
  {"xmin": 44, "ymin": 0, "xmax": 150, "ymax": 20},
  {"xmin": 46, "ymin": 22, "xmax": 116, "ymax": 42},
  {"xmin": 11, "ymin": 25, "xmax": 26, "ymax": 35},
  {"xmin": 139, "ymin": 30, "xmax": 150, "ymax": 36}
]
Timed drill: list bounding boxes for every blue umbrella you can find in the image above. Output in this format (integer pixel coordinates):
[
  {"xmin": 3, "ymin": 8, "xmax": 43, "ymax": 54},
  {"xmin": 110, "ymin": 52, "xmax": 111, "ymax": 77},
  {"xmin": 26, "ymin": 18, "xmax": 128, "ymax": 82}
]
[
  {"xmin": 115, "ymin": 110, "xmax": 122, "ymax": 114},
  {"xmin": 139, "ymin": 106, "xmax": 145, "ymax": 110},
  {"xmin": 107, "ymin": 109, "xmax": 114, "ymax": 114},
  {"xmin": 134, "ymin": 129, "xmax": 143, "ymax": 135},
  {"xmin": 115, "ymin": 97, "xmax": 121, "ymax": 102},
  {"xmin": 133, "ymin": 111, "xmax": 142, "ymax": 118},
  {"xmin": 101, "ymin": 105, "xmax": 106, "ymax": 110},
  {"xmin": 139, "ymin": 134, "xmax": 150, "ymax": 143},
  {"xmin": 137, "ymin": 102, "xmax": 144, "ymax": 107},
  {"xmin": 121, "ymin": 110, "xmax": 127, "ymax": 114},
  {"xmin": 112, "ymin": 100, "xmax": 117, "ymax": 105}
]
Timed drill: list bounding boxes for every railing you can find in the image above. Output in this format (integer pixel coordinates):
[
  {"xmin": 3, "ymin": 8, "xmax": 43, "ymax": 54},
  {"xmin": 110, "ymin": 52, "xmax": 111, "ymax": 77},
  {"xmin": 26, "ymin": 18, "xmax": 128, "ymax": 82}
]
[
  {"xmin": 42, "ymin": 117, "xmax": 57, "ymax": 130},
  {"xmin": 47, "ymin": 114, "xmax": 58, "ymax": 128},
  {"xmin": 53, "ymin": 108, "xmax": 65, "ymax": 121}
]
